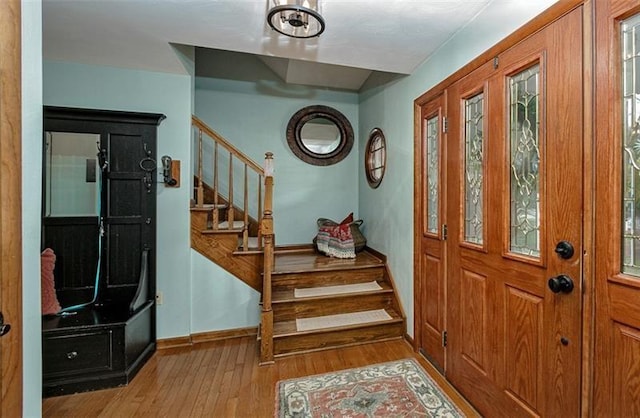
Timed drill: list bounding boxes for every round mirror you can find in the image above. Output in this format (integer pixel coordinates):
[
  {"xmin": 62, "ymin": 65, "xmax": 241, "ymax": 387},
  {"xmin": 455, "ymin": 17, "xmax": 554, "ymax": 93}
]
[{"xmin": 286, "ymin": 105, "xmax": 354, "ymax": 166}]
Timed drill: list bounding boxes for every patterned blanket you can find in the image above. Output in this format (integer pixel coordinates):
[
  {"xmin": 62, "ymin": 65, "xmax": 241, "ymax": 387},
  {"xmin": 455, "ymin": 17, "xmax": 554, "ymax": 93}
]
[{"xmin": 316, "ymin": 222, "xmax": 356, "ymax": 259}]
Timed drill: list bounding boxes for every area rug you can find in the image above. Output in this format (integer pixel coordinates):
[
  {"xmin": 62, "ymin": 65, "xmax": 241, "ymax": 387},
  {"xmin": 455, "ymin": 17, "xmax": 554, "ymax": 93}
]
[
  {"xmin": 275, "ymin": 358, "xmax": 465, "ymax": 417},
  {"xmin": 295, "ymin": 309, "xmax": 392, "ymax": 332}
]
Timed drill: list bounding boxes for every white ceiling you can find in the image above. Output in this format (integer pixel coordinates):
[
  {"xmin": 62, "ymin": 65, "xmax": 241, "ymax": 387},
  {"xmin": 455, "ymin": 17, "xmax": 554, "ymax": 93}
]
[{"xmin": 42, "ymin": 0, "xmax": 544, "ymax": 90}]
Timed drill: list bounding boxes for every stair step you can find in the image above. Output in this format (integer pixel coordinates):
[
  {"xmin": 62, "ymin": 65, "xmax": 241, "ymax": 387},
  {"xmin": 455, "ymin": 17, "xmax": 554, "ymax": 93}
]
[
  {"xmin": 190, "ymin": 203, "xmax": 228, "ymax": 211},
  {"xmin": 272, "ymin": 267, "xmax": 386, "ymax": 291},
  {"xmin": 272, "ymin": 288, "xmax": 395, "ymax": 322},
  {"xmin": 296, "ymin": 309, "xmax": 392, "ymax": 332},
  {"xmin": 238, "ymin": 236, "xmax": 260, "ymax": 249},
  {"xmin": 273, "ymin": 281, "xmax": 392, "ymax": 303},
  {"xmin": 272, "ymin": 308, "xmax": 403, "ymax": 356},
  {"xmin": 218, "ymin": 220, "xmax": 245, "ymax": 229}
]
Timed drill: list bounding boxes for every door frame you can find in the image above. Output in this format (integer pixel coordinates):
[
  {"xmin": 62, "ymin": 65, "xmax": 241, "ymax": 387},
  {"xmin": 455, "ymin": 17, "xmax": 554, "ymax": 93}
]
[
  {"xmin": 0, "ymin": 0, "xmax": 23, "ymax": 416},
  {"xmin": 412, "ymin": 0, "xmax": 595, "ymax": 415}
]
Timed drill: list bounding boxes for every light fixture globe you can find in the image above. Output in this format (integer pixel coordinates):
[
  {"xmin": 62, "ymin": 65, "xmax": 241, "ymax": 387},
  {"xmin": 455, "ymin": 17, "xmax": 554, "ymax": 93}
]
[{"xmin": 267, "ymin": 1, "xmax": 325, "ymax": 39}]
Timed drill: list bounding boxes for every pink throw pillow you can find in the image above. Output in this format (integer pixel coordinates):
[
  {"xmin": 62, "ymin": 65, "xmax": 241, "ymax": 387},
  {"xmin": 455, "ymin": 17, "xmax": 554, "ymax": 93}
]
[
  {"xmin": 41, "ymin": 248, "xmax": 61, "ymax": 315},
  {"xmin": 339, "ymin": 212, "xmax": 354, "ymax": 225}
]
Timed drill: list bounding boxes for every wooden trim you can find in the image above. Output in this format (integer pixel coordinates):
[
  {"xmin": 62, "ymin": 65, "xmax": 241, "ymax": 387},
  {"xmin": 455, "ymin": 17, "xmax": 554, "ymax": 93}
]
[
  {"xmin": 157, "ymin": 326, "xmax": 259, "ymax": 349},
  {"xmin": 581, "ymin": 2, "xmax": 595, "ymax": 417},
  {"xmin": 0, "ymin": 0, "xmax": 22, "ymax": 415},
  {"xmin": 192, "ymin": 115, "xmax": 264, "ymax": 175},
  {"xmin": 363, "ymin": 245, "xmax": 387, "ymax": 262},
  {"xmin": 191, "ymin": 326, "xmax": 258, "ymax": 345},
  {"xmin": 44, "ymin": 105, "xmax": 165, "ymax": 125},
  {"xmin": 404, "ymin": 332, "xmax": 415, "ymax": 347},
  {"xmin": 412, "ymin": 101, "xmax": 423, "ymax": 352},
  {"xmin": 156, "ymin": 336, "xmax": 193, "ymax": 350},
  {"xmin": 414, "ymin": 0, "xmax": 584, "ymax": 107}
]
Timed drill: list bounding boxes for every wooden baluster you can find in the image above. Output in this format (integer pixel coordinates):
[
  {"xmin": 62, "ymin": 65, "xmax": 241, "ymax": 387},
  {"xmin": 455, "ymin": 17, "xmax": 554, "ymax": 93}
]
[
  {"xmin": 197, "ymin": 128, "xmax": 204, "ymax": 208},
  {"xmin": 212, "ymin": 142, "xmax": 219, "ymax": 230},
  {"xmin": 260, "ymin": 153, "xmax": 274, "ymax": 364},
  {"xmin": 227, "ymin": 153, "xmax": 234, "ymax": 229},
  {"xmin": 242, "ymin": 164, "xmax": 249, "ymax": 251},
  {"xmin": 257, "ymin": 175, "xmax": 263, "ymax": 250}
]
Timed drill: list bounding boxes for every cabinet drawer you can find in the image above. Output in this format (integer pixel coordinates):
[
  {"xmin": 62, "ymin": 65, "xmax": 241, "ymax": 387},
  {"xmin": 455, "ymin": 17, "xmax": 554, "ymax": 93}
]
[{"xmin": 43, "ymin": 330, "xmax": 113, "ymax": 377}]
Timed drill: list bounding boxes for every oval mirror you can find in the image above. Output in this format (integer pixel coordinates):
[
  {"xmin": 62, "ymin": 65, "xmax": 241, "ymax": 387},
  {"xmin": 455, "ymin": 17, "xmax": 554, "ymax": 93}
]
[{"xmin": 286, "ymin": 105, "xmax": 354, "ymax": 166}]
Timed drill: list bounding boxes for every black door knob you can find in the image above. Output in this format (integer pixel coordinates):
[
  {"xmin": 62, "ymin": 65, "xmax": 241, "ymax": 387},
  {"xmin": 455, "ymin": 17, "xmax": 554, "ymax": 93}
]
[
  {"xmin": 555, "ymin": 240, "xmax": 574, "ymax": 259},
  {"xmin": 548, "ymin": 274, "xmax": 574, "ymax": 294},
  {"xmin": 0, "ymin": 312, "xmax": 9, "ymax": 337}
]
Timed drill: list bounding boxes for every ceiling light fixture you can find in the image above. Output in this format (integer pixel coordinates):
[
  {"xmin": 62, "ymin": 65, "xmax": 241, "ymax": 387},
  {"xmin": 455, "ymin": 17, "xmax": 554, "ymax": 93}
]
[{"xmin": 267, "ymin": 0, "xmax": 325, "ymax": 39}]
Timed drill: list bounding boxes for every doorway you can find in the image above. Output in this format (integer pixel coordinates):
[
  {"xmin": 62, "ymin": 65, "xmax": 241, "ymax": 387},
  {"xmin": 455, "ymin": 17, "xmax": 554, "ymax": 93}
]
[{"xmin": 415, "ymin": 5, "xmax": 585, "ymax": 417}]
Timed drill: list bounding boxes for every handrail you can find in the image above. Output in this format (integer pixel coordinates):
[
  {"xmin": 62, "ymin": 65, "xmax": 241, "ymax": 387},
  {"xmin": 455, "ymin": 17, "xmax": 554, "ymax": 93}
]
[
  {"xmin": 192, "ymin": 115, "xmax": 265, "ymax": 246},
  {"xmin": 192, "ymin": 116, "xmax": 264, "ymax": 175}
]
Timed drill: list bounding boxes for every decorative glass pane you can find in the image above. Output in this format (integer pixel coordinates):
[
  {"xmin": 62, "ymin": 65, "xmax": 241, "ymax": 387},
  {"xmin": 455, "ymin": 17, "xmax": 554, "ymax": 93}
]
[
  {"xmin": 464, "ymin": 93, "xmax": 484, "ymax": 244},
  {"xmin": 426, "ymin": 116, "xmax": 439, "ymax": 234},
  {"xmin": 369, "ymin": 136, "xmax": 385, "ymax": 181},
  {"xmin": 622, "ymin": 14, "xmax": 640, "ymax": 275},
  {"xmin": 509, "ymin": 64, "xmax": 541, "ymax": 257},
  {"xmin": 365, "ymin": 128, "xmax": 386, "ymax": 188}
]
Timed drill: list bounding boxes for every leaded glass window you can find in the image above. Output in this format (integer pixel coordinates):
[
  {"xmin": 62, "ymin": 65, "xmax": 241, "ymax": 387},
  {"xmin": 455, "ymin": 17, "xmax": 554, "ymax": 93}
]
[
  {"xmin": 426, "ymin": 116, "xmax": 439, "ymax": 234},
  {"xmin": 509, "ymin": 64, "xmax": 541, "ymax": 257},
  {"xmin": 622, "ymin": 14, "xmax": 640, "ymax": 275},
  {"xmin": 464, "ymin": 93, "xmax": 484, "ymax": 244}
]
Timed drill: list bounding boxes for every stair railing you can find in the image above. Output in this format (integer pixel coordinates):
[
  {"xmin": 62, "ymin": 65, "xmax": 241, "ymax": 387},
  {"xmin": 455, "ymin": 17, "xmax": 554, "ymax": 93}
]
[
  {"xmin": 260, "ymin": 152, "xmax": 275, "ymax": 364},
  {"xmin": 192, "ymin": 116, "xmax": 266, "ymax": 251}
]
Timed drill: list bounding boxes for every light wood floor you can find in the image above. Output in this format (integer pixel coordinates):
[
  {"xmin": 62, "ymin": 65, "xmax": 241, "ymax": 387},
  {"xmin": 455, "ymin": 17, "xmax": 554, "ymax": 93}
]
[{"xmin": 42, "ymin": 337, "xmax": 479, "ymax": 417}]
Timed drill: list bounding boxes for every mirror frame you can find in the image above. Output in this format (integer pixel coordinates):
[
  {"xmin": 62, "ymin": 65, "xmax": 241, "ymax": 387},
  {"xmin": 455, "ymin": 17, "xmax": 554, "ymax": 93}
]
[{"xmin": 286, "ymin": 105, "xmax": 354, "ymax": 166}]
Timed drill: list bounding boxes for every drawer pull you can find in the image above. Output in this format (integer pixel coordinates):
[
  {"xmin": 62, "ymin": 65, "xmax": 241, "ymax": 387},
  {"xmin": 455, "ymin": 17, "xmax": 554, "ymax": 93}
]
[{"xmin": 66, "ymin": 351, "xmax": 78, "ymax": 360}]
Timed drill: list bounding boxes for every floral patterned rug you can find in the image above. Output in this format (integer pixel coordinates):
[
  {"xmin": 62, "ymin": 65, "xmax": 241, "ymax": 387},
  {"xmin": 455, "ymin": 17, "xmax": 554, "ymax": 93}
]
[{"xmin": 275, "ymin": 358, "xmax": 465, "ymax": 417}]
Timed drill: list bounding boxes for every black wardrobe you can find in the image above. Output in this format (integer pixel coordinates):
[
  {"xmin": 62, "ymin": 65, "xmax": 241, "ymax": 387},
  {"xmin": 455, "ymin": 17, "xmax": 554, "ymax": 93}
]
[{"xmin": 42, "ymin": 106, "xmax": 165, "ymax": 396}]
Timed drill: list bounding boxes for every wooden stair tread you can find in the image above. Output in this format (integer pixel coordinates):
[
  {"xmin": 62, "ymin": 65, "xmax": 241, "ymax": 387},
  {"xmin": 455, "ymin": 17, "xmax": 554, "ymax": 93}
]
[
  {"xmin": 201, "ymin": 228, "xmax": 244, "ymax": 235},
  {"xmin": 218, "ymin": 220, "xmax": 245, "ymax": 229},
  {"xmin": 273, "ymin": 308, "xmax": 402, "ymax": 338},
  {"xmin": 190, "ymin": 203, "xmax": 228, "ymax": 212},
  {"xmin": 273, "ymin": 250, "xmax": 384, "ymax": 274},
  {"xmin": 272, "ymin": 281, "xmax": 393, "ymax": 303}
]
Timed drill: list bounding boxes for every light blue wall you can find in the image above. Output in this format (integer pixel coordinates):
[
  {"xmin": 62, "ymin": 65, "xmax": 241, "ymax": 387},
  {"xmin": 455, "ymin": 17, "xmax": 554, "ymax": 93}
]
[
  {"xmin": 358, "ymin": 0, "xmax": 558, "ymax": 337},
  {"xmin": 43, "ymin": 61, "xmax": 194, "ymax": 339},
  {"xmin": 22, "ymin": 0, "xmax": 43, "ymax": 415},
  {"xmin": 195, "ymin": 77, "xmax": 360, "ymax": 244},
  {"xmin": 190, "ymin": 250, "xmax": 260, "ymax": 333}
]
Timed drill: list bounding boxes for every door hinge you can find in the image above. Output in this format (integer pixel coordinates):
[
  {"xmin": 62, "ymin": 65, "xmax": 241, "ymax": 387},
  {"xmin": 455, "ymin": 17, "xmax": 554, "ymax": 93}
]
[
  {"xmin": 442, "ymin": 330, "xmax": 448, "ymax": 347},
  {"xmin": 442, "ymin": 117, "xmax": 448, "ymax": 133},
  {"xmin": 442, "ymin": 224, "xmax": 448, "ymax": 240},
  {"xmin": 493, "ymin": 56, "xmax": 499, "ymax": 69}
]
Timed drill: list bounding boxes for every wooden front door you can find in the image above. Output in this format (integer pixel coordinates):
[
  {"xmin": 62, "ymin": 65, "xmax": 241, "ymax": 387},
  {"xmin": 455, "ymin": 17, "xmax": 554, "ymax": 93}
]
[
  {"xmin": 446, "ymin": 7, "xmax": 584, "ymax": 416},
  {"xmin": 415, "ymin": 95, "xmax": 447, "ymax": 372},
  {"xmin": 594, "ymin": 0, "xmax": 640, "ymax": 415},
  {"xmin": 0, "ymin": 0, "xmax": 23, "ymax": 415}
]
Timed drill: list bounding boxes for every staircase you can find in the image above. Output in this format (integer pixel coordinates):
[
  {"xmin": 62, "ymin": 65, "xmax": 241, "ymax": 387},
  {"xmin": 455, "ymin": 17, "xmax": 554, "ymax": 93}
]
[
  {"xmin": 190, "ymin": 116, "xmax": 406, "ymax": 363},
  {"xmin": 266, "ymin": 248, "xmax": 404, "ymax": 357}
]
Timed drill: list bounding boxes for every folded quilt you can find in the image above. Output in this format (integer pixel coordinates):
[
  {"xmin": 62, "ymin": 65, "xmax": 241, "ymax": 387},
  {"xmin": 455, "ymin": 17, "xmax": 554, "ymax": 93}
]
[{"xmin": 316, "ymin": 221, "xmax": 356, "ymax": 259}]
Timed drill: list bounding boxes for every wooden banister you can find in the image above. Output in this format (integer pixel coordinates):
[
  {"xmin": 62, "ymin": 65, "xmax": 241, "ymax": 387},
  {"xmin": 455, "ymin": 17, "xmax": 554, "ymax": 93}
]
[
  {"xmin": 191, "ymin": 116, "xmax": 275, "ymax": 363},
  {"xmin": 260, "ymin": 154, "xmax": 275, "ymax": 364},
  {"xmin": 192, "ymin": 116, "xmax": 264, "ymax": 174},
  {"xmin": 192, "ymin": 116, "xmax": 266, "ymax": 242}
]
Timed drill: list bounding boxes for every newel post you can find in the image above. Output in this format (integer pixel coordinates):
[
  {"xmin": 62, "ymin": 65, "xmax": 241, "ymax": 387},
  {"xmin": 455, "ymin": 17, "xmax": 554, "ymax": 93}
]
[{"xmin": 260, "ymin": 152, "xmax": 275, "ymax": 364}]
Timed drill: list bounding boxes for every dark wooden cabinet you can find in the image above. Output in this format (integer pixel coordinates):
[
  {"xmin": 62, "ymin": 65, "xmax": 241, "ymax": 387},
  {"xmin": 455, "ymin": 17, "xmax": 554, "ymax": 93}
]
[{"xmin": 42, "ymin": 107, "xmax": 165, "ymax": 397}]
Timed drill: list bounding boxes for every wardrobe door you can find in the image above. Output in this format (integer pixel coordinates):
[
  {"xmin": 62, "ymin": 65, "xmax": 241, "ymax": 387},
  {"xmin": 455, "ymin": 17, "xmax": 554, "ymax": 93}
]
[
  {"xmin": 103, "ymin": 123, "xmax": 157, "ymax": 304},
  {"xmin": 446, "ymin": 7, "xmax": 584, "ymax": 417}
]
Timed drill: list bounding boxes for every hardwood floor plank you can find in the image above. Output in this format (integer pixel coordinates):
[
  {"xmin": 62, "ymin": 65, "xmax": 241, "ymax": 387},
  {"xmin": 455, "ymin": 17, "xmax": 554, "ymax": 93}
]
[{"xmin": 43, "ymin": 337, "xmax": 479, "ymax": 417}]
